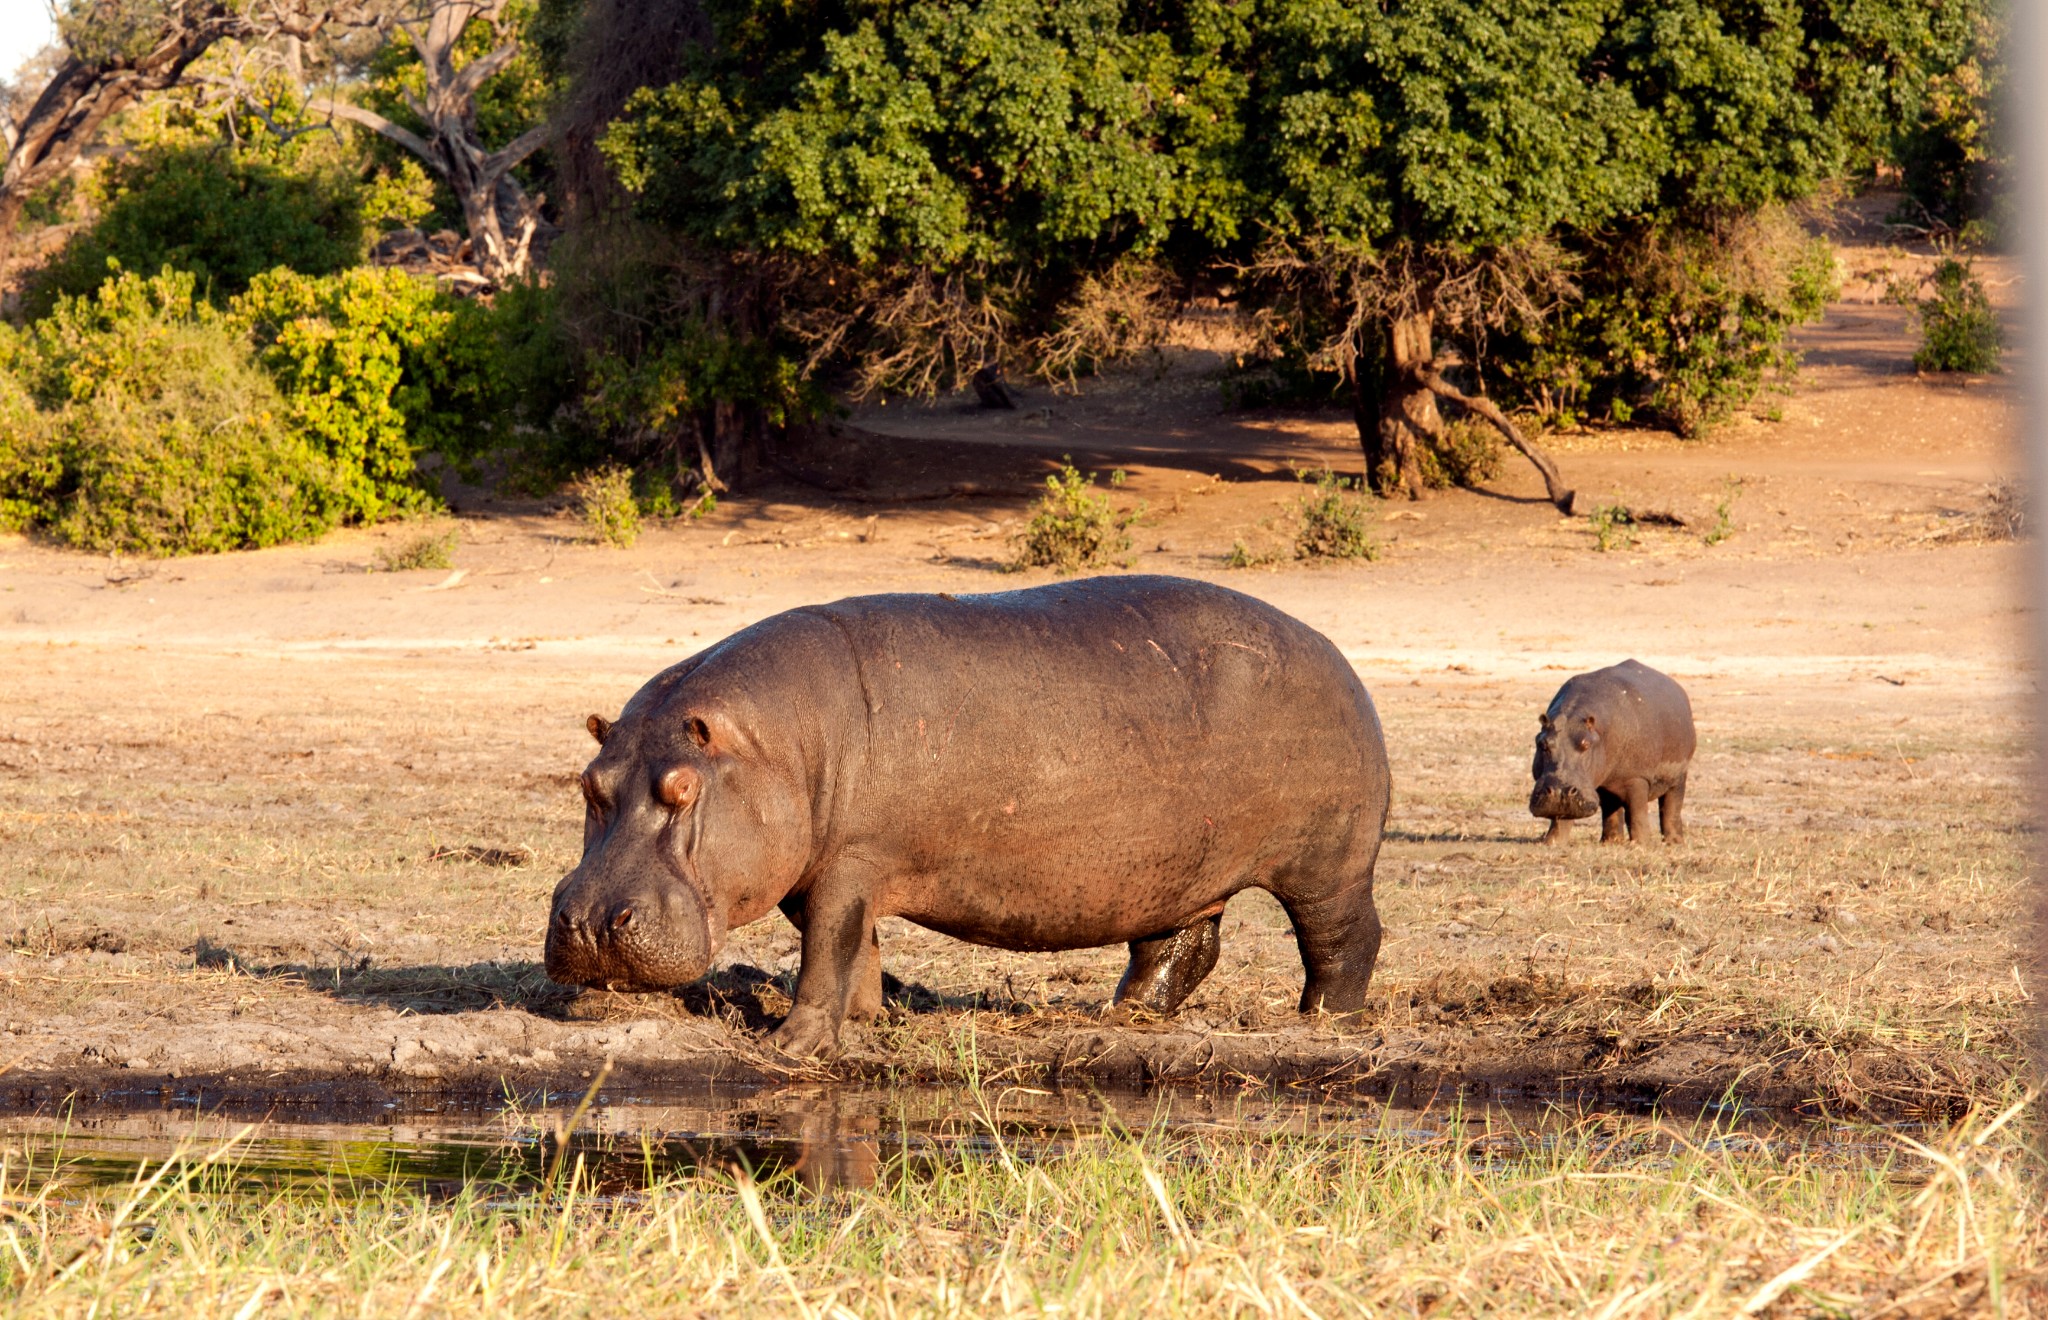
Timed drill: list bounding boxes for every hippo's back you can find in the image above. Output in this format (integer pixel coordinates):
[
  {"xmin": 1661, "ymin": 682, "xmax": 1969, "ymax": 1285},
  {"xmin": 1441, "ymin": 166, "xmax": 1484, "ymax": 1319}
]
[
  {"xmin": 805, "ymin": 575, "xmax": 1377, "ymax": 755},
  {"xmin": 1553, "ymin": 659, "xmax": 1695, "ymax": 752}
]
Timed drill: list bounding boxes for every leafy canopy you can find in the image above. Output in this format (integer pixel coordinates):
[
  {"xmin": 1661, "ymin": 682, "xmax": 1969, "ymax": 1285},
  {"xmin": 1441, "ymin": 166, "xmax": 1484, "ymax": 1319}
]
[{"xmin": 603, "ymin": 0, "xmax": 1248, "ymax": 268}]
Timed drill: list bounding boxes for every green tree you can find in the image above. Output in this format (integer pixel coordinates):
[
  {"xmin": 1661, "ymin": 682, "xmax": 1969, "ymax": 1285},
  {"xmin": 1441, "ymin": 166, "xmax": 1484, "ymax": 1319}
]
[
  {"xmin": 25, "ymin": 143, "xmax": 365, "ymax": 317},
  {"xmin": 587, "ymin": 0, "xmax": 1244, "ymax": 487},
  {"xmin": 576, "ymin": 0, "xmax": 1978, "ymax": 499},
  {"xmin": 0, "ymin": 0, "xmax": 382, "ymax": 257}
]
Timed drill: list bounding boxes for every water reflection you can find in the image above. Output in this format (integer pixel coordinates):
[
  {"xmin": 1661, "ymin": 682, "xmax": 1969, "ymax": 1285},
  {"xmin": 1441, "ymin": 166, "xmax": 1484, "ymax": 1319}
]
[{"xmin": 0, "ymin": 1083, "xmax": 1900, "ymax": 1199}]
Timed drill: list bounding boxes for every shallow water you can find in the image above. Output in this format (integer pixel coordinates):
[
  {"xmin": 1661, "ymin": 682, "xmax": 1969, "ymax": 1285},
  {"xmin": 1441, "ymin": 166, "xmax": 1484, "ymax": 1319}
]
[{"xmin": 0, "ymin": 1084, "xmax": 1909, "ymax": 1199}]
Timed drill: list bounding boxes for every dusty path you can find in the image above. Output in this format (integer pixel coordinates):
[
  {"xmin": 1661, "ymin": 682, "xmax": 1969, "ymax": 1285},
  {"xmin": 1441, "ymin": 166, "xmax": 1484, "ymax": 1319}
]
[{"xmin": 0, "ymin": 267, "xmax": 2034, "ymax": 1118}]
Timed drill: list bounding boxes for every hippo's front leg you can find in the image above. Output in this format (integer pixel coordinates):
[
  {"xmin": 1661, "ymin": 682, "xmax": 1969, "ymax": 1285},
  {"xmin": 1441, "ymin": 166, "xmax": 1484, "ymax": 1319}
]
[
  {"xmin": 1113, "ymin": 912, "xmax": 1223, "ymax": 1016},
  {"xmin": 769, "ymin": 883, "xmax": 875, "ymax": 1058},
  {"xmin": 1620, "ymin": 779, "xmax": 1653, "ymax": 843},
  {"xmin": 1597, "ymin": 788, "xmax": 1627, "ymax": 842},
  {"xmin": 779, "ymin": 893, "xmax": 886, "ymax": 1020}
]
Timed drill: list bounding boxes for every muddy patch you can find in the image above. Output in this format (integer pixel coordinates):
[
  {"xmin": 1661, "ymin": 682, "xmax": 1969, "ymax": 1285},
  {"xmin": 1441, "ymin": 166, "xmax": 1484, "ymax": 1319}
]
[{"xmin": 0, "ymin": 958, "xmax": 2014, "ymax": 1121}]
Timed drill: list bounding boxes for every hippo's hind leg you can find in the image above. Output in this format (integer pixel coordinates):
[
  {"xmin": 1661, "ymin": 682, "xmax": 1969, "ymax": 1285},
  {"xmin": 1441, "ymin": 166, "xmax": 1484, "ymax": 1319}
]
[
  {"xmin": 1114, "ymin": 912, "xmax": 1223, "ymax": 1016},
  {"xmin": 1597, "ymin": 788, "xmax": 1628, "ymax": 843},
  {"xmin": 1275, "ymin": 868, "xmax": 1383, "ymax": 1017},
  {"xmin": 1659, "ymin": 775, "xmax": 1687, "ymax": 842}
]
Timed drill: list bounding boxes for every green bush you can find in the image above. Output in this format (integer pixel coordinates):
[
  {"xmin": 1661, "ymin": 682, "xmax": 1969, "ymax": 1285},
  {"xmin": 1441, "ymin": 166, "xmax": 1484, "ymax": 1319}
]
[
  {"xmin": 1903, "ymin": 257, "xmax": 2003, "ymax": 374},
  {"xmin": 0, "ymin": 271, "xmax": 342, "ymax": 555},
  {"xmin": 1588, "ymin": 501, "xmax": 1635, "ymax": 553},
  {"xmin": 24, "ymin": 146, "xmax": 364, "ymax": 319},
  {"xmin": 1293, "ymin": 469, "xmax": 1377, "ymax": 561},
  {"xmin": 375, "ymin": 527, "xmax": 460, "ymax": 570},
  {"xmin": 0, "ymin": 343, "xmax": 58, "ymax": 534},
  {"xmin": 0, "ymin": 265, "xmax": 519, "ymax": 555},
  {"xmin": 232, "ymin": 267, "xmax": 499, "ymax": 521},
  {"xmin": 1013, "ymin": 462, "xmax": 1135, "ymax": 573},
  {"xmin": 1418, "ymin": 419, "xmax": 1505, "ymax": 490},
  {"xmin": 570, "ymin": 465, "xmax": 642, "ymax": 547},
  {"xmin": 1509, "ymin": 215, "xmax": 1836, "ymax": 437}
]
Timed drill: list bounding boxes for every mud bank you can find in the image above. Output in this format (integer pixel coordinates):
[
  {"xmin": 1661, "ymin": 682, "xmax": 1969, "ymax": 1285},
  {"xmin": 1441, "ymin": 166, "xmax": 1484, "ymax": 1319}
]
[{"xmin": 3, "ymin": 971, "xmax": 2015, "ymax": 1120}]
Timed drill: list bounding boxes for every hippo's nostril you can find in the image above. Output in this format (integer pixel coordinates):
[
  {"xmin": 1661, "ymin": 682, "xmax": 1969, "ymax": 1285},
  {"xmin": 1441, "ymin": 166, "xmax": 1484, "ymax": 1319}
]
[{"xmin": 609, "ymin": 904, "xmax": 634, "ymax": 933}]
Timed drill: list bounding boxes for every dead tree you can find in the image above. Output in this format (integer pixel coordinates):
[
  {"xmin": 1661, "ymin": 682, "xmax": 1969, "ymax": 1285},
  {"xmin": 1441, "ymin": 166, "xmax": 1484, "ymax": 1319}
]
[
  {"xmin": 0, "ymin": 0, "xmax": 374, "ymax": 260},
  {"xmin": 304, "ymin": 0, "xmax": 549, "ymax": 283}
]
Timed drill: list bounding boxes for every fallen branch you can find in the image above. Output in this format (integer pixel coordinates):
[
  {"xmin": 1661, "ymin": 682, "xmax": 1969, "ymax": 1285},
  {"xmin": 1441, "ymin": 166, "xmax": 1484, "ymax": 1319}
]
[{"xmin": 1414, "ymin": 363, "xmax": 1576, "ymax": 514}]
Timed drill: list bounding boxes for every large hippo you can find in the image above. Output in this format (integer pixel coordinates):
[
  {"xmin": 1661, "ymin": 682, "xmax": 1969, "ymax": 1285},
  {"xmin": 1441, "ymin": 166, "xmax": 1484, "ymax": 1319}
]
[
  {"xmin": 1529, "ymin": 659, "xmax": 1695, "ymax": 844},
  {"xmin": 545, "ymin": 575, "xmax": 1392, "ymax": 1057}
]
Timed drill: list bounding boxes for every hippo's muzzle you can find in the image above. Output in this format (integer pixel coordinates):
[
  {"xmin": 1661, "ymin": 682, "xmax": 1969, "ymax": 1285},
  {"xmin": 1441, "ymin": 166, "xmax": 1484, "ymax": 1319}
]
[
  {"xmin": 1529, "ymin": 778, "xmax": 1600, "ymax": 821},
  {"xmin": 545, "ymin": 872, "xmax": 712, "ymax": 992}
]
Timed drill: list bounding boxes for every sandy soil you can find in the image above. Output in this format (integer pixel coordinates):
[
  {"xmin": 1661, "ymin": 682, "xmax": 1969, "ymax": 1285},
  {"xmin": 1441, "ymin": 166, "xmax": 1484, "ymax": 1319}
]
[{"xmin": 0, "ymin": 239, "xmax": 2034, "ymax": 1118}]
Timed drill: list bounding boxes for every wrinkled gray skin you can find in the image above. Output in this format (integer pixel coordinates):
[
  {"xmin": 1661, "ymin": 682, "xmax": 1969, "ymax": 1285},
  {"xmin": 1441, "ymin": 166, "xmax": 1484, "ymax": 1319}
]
[
  {"xmin": 1529, "ymin": 659, "xmax": 1696, "ymax": 845},
  {"xmin": 546, "ymin": 575, "xmax": 1392, "ymax": 1058}
]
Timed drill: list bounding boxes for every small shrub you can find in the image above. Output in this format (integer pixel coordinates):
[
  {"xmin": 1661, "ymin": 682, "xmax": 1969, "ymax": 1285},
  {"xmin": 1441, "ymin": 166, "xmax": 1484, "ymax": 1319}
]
[
  {"xmin": 376, "ymin": 527, "xmax": 458, "ymax": 571},
  {"xmin": 1014, "ymin": 461, "xmax": 1135, "ymax": 572},
  {"xmin": 1293, "ymin": 469, "xmax": 1377, "ymax": 560},
  {"xmin": 1703, "ymin": 477, "xmax": 1743, "ymax": 546},
  {"xmin": 1418, "ymin": 419, "xmax": 1505, "ymax": 490},
  {"xmin": 1901, "ymin": 257, "xmax": 2003, "ymax": 374},
  {"xmin": 1981, "ymin": 479, "xmax": 2025, "ymax": 540},
  {"xmin": 571, "ymin": 466, "xmax": 642, "ymax": 547},
  {"xmin": 1223, "ymin": 539, "xmax": 1279, "ymax": 569},
  {"xmin": 1589, "ymin": 501, "xmax": 1635, "ymax": 553}
]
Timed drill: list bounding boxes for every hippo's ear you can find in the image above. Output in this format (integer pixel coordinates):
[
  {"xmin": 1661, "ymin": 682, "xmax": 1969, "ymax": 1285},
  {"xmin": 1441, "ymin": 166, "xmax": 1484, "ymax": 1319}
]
[
  {"xmin": 587, "ymin": 714, "xmax": 614, "ymax": 744},
  {"xmin": 1539, "ymin": 713, "xmax": 1555, "ymax": 731}
]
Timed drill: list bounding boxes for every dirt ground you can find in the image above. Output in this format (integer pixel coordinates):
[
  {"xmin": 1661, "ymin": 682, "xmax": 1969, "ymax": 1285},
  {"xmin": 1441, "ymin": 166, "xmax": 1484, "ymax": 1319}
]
[{"xmin": 0, "ymin": 235, "xmax": 2035, "ymax": 1120}]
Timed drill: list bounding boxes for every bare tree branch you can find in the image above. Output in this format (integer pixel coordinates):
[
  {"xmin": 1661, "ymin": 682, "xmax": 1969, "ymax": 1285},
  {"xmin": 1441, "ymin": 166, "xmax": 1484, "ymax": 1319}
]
[
  {"xmin": 303, "ymin": 94, "xmax": 431, "ymax": 158},
  {"xmin": 0, "ymin": 0, "xmax": 387, "ymax": 259},
  {"xmin": 1415, "ymin": 360, "xmax": 1577, "ymax": 514}
]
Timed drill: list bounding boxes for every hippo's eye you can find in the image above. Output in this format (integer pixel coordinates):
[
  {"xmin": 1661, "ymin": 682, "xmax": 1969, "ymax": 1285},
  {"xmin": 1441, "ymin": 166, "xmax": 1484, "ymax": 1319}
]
[
  {"xmin": 581, "ymin": 774, "xmax": 611, "ymax": 820},
  {"xmin": 656, "ymin": 766, "xmax": 702, "ymax": 812}
]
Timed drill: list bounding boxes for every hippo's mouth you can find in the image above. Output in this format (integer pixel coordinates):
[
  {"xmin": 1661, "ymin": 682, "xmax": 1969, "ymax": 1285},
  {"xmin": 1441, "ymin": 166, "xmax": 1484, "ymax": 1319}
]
[
  {"xmin": 1529, "ymin": 781, "xmax": 1600, "ymax": 820},
  {"xmin": 545, "ymin": 910, "xmax": 710, "ymax": 991}
]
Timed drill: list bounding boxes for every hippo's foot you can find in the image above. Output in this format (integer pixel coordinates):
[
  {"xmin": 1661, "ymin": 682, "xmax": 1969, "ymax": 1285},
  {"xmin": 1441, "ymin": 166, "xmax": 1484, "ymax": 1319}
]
[
  {"xmin": 767, "ymin": 1005, "xmax": 842, "ymax": 1060},
  {"xmin": 1540, "ymin": 818, "xmax": 1569, "ymax": 845},
  {"xmin": 1113, "ymin": 914, "xmax": 1223, "ymax": 1018}
]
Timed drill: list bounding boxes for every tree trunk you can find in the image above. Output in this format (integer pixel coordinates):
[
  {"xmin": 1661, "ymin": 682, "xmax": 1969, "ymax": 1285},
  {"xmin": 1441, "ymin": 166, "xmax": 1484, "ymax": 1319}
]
[
  {"xmin": 1363, "ymin": 310, "xmax": 1441, "ymax": 499},
  {"xmin": 0, "ymin": 37, "xmax": 225, "ymax": 259},
  {"xmin": 302, "ymin": 1, "xmax": 551, "ymax": 285}
]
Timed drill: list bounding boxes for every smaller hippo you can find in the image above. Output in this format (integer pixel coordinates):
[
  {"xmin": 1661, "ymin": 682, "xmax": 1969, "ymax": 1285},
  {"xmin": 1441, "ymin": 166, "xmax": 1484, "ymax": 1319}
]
[{"xmin": 1529, "ymin": 660, "xmax": 1695, "ymax": 845}]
